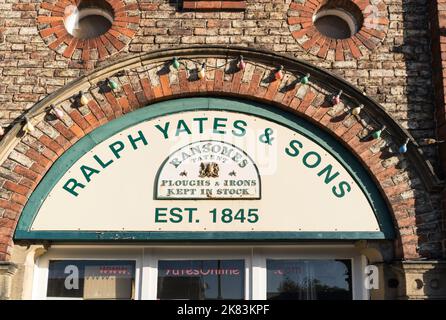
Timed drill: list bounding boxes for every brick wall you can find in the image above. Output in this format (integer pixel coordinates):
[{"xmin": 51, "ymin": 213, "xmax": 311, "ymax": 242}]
[
  {"xmin": 0, "ymin": 0, "xmax": 445, "ymax": 259},
  {"xmin": 429, "ymin": 0, "xmax": 446, "ymax": 255},
  {"xmin": 182, "ymin": 1, "xmax": 247, "ymax": 11},
  {"xmin": 0, "ymin": 1, "xmax": 439, "ymax": 167},
  {"xmin": 0, "ymin": 49, "xmax": 441, "ymax": 261}
]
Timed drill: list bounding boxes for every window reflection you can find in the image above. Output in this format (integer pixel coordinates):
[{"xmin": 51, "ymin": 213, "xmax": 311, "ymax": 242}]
[
  {"xmin": 157, "ymin": 260, "xmax": 245, "ymax": 300},
  {"xmin": 47, "ymin": 260, "xmax": 135, "ymax": 300},
  {"xmin": 267, "ymin": 259, "xmax": 352, "ymax": 300}
]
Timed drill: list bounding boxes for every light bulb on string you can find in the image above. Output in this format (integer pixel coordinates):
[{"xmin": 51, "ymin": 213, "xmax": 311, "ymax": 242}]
[
  {"xmin": 274, "ymin": 65, "xmax": 284, "ymax": 81},
  {"xmin": 172, "ymin": 57, "xmax": 181, "ymax": 70},
  {"xmin": 398, "ymin": 138, "xmax": 410, "ymax": 154},
  {"xmin": 113, "ymin": 70, "xmax": 126, "ymax": 77},
  {"xmin": 332, "ymin": 90, "xmax": 343, "ymax": 106},
  {"xmin": 22, "ymin": 117, "xmax": 35, "ymax": 134},
  {"xmin": 107, "ymin": 78, "xmax": 119, "ymax": 90},
  {"xmin": 371, "ymin": 125, "xmax": 386, "ymax": 140},
  {"xmin": 79, "ymin": 91, "xmax": 89, "ymax": 106},
  {"xmin": 51, "ymin": 104, "xmax": 64, "ymax": 119},
  {"xmin": 351, "ymin": 104, "xmax": 364, "ymax": 116},
  {"xmin": 301, "ymin": 73, "xmax": 310, "ymax": 84},
  {"xmin": 198, "ymin": 63, "xmax": 206, "ymax": 79},
  {"xmin": 237, "ymin": 55, "xmax": 246, "ymax": 71},
  {"xmin": 421, "ymin": 138, "xmax": 445, "ymax": 145}
]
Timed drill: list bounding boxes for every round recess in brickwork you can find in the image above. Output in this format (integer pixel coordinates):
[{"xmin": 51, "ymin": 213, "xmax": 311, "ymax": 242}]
[
  {"xmin": 37, "ymin": 0, "xmax": 140, "ymax": 62},
  {"xmin": 287, "ymin": 0, "xmax": 389, "ymax": 60},
  {"xmin": 314, "ymin": 4, "xmax": 363, "ymax": 39},
  {"xmin": 64, "ymin": 0, "xmax": 114, "ymax": 39}
]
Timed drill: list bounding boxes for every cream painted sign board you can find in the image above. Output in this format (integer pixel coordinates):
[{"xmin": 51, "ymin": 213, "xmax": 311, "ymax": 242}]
[{"xmin": 29, "ymin": 110, "xmax": 380, "ymax": 233}]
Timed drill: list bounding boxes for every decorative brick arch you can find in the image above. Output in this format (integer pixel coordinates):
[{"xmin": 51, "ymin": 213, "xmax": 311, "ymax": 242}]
[
  {"xmin": 287, "ymin": 0, "xmax": 389, "ymax": 60},
  {"xmin": 0, "ymin": 46, "xmax": 441, "ymax": 262},
  {"xmin": 37, "ymin": 0, "xmax": 140, "ymax": 62}
]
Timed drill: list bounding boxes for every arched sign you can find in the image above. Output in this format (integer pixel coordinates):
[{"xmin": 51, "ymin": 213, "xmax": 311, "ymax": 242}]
[{"xmin": 15, "ymin": 98, "xmax": 395, "ymax": 240}]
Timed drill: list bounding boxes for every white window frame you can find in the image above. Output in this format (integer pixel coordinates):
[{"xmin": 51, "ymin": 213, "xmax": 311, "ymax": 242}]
[
  {"xmin": 32, "ymin": 246, "xmax": 143, "ymax": 300},
  {"xmin": 251, "ymin": 246, "xmax": 367, "ymax": 300},
  {"xmin": 142, "ymin": 247, "xmax": 252, "ymax": 300},
  {"xmin": 32, "ymin": 244, "xmax": 368, "ymax": 300}
]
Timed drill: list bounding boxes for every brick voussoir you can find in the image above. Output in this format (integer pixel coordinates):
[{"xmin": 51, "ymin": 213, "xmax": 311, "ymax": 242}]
[
  {"xmin": 37, "ymin": 0, "xmax": 139, "ymax": 64},
  {"xmin": 288, "ymin": 0, "xmax": 388, "ymax": 61}
]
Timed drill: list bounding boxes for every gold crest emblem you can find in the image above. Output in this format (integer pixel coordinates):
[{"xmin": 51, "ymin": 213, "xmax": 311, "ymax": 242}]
[{"xmin": 199, "ymin": 162, "xmax": 219, "ymax": 178}]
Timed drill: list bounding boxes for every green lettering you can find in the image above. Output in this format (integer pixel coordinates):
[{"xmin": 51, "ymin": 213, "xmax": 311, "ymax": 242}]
[
  {"xmin": 285, "ymin": 140, "xmax": 303, "ymax": 157},
  {"xmin": 176, "ymin": 120, "xmax": 192, "ymax": 136},
  {"xmin": 193, "ymin": 117, "xmax": 208, "ymax": 133},
  {"xmin": 185, "ymin": 208, "xmax": 197, "ymax": 223},
  {"xmin": 232, "ymin": 120, "xmax": 247, "ymax": 137},
  {"xmin": 155, "ymin": 208, "xmax": 168, "ymax": 223},
  {"xmin": 109, "ymin": 141, "xmax": 125, "ymax": 159},
  {"xmin": 169, "ymin": 208, "xmax": 183, "ymax": 223},
  {"xmin": 62, "ymin": 179, "xmax": 85, "ymax": 197},
  {"xmin": 93, "ymin": 154, "xmax": 113, "ymax": 169},
  {"xmin": 213, "ymin": 117, "xmax": 227, "ymax": 134},
  {"xmin": 80, "ymin": 165, "xmax": 100, "ymax": 182},
  {"xmin": 317, "ymin": 164, "xmax": 340, "ymax": 184},
  {"xmin": 155, "ymin": 122, "xmax": 170, "ymax": 139},
  {"xmin": 332, "ymin": 181, "xmax": 351, "ymax": 198},
  {"xmin": 302, "ymin": 151, "xmax": 321, "ymax": 168},
  {"xmin": 128, "ymin": 130, "xmax": 148, "ymax": 150}
]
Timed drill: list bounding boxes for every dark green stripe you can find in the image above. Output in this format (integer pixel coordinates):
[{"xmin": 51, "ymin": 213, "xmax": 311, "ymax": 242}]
[{"xmin": 14, "ymin": 230, "xmax": 386, "ymax": 241}]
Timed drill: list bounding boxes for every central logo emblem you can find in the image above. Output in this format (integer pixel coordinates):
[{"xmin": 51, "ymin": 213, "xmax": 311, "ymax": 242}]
[
  {"xmin": 155, "ymin": 140, "xmax": 261, "ymax": 200},
  {"xmin": 199, "ymin": 162, "xmax": 220, "ymax": 178}
]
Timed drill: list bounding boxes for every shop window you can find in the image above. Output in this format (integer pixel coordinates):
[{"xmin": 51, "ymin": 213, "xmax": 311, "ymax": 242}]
[
  {"xmin": 46, "ymin": 260, "xmax": 135, "ymax": 300},
  {"xmin": 35, "ymin": 248, "xmax": 364, "ymax": 300},
  {"xmin": 157, "ymin": 260, "xmax": 245, "ymax": 300},
  {"xmin": 266, "ymin": 259, "xmax": 352, "ymax": 300},
  {"xmin": 63, "ymin": 0, "xmax": 114, "ymax": 39}
]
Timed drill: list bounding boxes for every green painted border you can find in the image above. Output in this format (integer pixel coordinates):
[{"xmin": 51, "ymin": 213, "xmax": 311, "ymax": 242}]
[
  {"xmin": 14, "ymin": 230, "xmax": 386, "ymax": 240},
  {"xmin": 14, "ymin": 97, "xmax": 395, "ymax": 241}
]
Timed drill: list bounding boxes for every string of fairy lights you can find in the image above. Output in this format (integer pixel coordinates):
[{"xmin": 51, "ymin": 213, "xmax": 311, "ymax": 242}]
[{"xmin": 0, "ymin": 55, "xmax": 442, "ymax": 154}]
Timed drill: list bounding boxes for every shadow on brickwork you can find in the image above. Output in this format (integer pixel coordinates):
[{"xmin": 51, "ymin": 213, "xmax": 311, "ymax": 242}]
[
  {"xmin": 169, "ymin": 0, "xmax": 182, "ymax": 10},
  {"xmin": 396, "ymin": 0, "xmax": 443, "ymax": 258},
  {"xmin": 384, "ymin": 0, "xmax": 446, "ymax": 299}
]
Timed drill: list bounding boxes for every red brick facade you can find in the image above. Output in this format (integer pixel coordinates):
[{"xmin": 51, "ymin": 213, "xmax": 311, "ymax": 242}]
[
  {"xmin": 0, "ymin": 0, "xmax": 445, "ymax": 267},
  {"xmin": 183, "ymin": 1, "xmax": 246, "ymax": 11},
  {"xmin": 0, "ymin": 47, "xmax": 440, "ymax": 262}
]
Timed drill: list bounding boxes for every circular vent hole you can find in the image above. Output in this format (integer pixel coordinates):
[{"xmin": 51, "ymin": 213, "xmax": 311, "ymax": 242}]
[
  {"xmin": 64, "ymin": 0, "xmax": 114, "ymax": 39},
  {"xmin": 313, "ymin": 3, "xmax": 363, "ymax": 40}
]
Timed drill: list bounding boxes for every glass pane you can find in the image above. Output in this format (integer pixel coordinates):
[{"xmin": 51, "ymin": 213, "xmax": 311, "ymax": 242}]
[
  {"xmin": 157, "ymin": 260, "xmax": 245, "ymax": 300},
  {"xmin": 267, "ymin": 259, "xmax": 352, "ymax": 300},
  {"xmin": 47, "ymin": 260, "xmax": 135, "ymax": 300}
]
